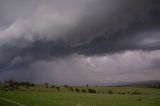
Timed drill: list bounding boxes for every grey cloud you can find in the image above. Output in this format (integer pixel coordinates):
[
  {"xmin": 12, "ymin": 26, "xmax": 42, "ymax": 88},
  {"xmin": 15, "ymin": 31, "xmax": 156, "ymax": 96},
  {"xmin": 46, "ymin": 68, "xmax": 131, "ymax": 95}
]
[
  {"xmin": 0, "ymin": 0, "xmax": 160, "ymax": 46},
  {"xmin": 0, "ymin": 0, "xmax": 160, "ymax": 83},
  {"xmin": 2, "ymin": 50, "xmax": 158, "ymax": 85}
]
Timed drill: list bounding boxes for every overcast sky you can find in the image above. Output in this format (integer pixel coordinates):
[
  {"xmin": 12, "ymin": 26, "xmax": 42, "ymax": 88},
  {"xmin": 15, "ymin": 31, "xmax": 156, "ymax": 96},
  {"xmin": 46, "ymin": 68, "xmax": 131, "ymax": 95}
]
[{"xmin": 0, "ymin": 0, "xmax": 160, "ymax": 85}]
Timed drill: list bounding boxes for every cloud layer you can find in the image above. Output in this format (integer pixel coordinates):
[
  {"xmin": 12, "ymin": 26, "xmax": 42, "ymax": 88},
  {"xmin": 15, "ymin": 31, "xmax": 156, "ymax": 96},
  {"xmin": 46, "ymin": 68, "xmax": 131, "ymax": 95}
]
[
  {"xmin": 1, "ymin": 50, "xmax": 160, "ymax": 85},
  {"xmin": 0, "ymin": 0, "xmax": 160, "ymax": 84}
]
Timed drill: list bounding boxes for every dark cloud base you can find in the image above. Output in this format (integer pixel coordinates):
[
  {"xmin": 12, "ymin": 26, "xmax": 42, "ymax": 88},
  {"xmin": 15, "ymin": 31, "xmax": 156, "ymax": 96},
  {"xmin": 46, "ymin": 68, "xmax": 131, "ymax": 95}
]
[{"xmin": 0, "ymin": 0, "xmax": 160, "ymax": 83}]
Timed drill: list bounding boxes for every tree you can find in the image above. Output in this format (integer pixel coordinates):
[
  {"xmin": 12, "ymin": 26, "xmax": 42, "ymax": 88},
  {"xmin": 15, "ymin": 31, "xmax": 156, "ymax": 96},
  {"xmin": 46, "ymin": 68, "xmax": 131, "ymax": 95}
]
[
  {"xmin": 56, "ymin": 86, "xmax": 60, "ymax": 91},
  {"xmin": 25, "ymin": 82, "xmax": 30, "ymax": 88},
  {"xmin": 30, "ymin": 83, "xmax": 35, "ymax": 87},
  {"xmin": 51, "ymin": 85, "xmax": 55, "ymax": 88},
  {"xmin": 68, "ymin": 87, "xmax": 74, "ymax": 92},
  {"xmin": 5, "ymin": 79, "xmax": 16, "ymax": 87},
  {"xmin": 64, "ymin": 85, "xmax": 69, "ymax": 88},
  {"xmin": 44, "ymin": 82, "xmax": 49, "ymax": 88},
  {"xmin": 0, "ymin": 81, "xmax": 1, "ymax": 87},
  {"xmin": 75, "ymin": 88, "xmax": 80, "ymax": 92},
  {"xmin": 81, "ymin": 89, "xmax": 86, "ymax": 93},
  {"xmin": 88, "ymin": 89, "xmax": 96, "ymax": 93}
]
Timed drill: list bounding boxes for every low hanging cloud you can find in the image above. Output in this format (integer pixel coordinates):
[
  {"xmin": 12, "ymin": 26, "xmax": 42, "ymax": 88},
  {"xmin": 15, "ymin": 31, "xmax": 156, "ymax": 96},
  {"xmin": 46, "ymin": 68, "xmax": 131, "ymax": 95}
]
[
  {"xmin": 2, "ymin": 50, "xmax": 157, "ymax": 85},
  {"xmin": 0, "ymin": 0, "xmax": 160, "ymax": 84}
]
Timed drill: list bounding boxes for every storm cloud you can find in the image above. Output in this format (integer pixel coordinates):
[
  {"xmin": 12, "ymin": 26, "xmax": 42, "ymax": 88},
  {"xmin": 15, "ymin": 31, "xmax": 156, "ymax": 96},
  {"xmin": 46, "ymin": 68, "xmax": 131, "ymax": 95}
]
[{"xmin": 0, "ymin": 0, "xmax": 160, "ymax": 84}]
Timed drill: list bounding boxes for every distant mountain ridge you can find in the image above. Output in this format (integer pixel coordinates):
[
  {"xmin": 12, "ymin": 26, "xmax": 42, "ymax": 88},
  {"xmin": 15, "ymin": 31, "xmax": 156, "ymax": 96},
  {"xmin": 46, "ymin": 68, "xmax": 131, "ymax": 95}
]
[{"xmin": 104, "ymin": 80, "xmax": 160, "ymax": 88}]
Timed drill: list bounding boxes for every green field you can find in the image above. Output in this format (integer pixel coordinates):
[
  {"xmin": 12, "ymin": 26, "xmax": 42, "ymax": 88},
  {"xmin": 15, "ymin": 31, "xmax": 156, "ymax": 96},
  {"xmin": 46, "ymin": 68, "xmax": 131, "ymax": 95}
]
[{"xmin": 0, "ymin": 86, "xmax": 160, "ymax": 106}]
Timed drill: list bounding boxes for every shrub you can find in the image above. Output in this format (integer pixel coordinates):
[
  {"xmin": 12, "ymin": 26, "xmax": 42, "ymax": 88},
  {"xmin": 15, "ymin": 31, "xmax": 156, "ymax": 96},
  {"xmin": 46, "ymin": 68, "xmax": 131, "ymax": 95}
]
[
  {"xmin": 69, "ymin": 87, "xmax": 74, "ymax": 92},
  {"xmin": 118, "ymin": 92, "xmax": 125, "ymax": 95},
  {"xmin": 108, "ymin": 90, "xmax": 113, "ymax": 94},
  {"xmin": 101, "ymin": 91, "xmax": 104, "ymax": 94},
  {"xmin": 88, "ymin": 89, "xmax": 96, "ymax": 93},
  {"xmin": 131, "ymin": 91, "xmax": 142, "ymax": 95},
  {"xmin": 97, "ymin": 91, "xmax": 101, "ymax": 94},
  {"xmin": 81, "ymin": 89, "xmax": 86, "ymax": 93},
  {"xmin": 127, "ymin": 92, "xmax": 130, "ymax": 94},
  {"xmin": 75, "ymin": 88, "xmax": 80, "ymax": 92},
  {"xmin": 137, "ymin": 98, "xmax": 142, "ymax": 101},
  {"xmin": 51, "ymin": 85, "xmax": 55, "ymax": 88}
]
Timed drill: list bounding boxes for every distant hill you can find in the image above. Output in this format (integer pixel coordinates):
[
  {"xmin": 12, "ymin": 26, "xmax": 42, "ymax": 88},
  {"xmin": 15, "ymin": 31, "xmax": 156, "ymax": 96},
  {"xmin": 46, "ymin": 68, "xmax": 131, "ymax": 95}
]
[{"xmin": 108, "ymin": 80, "xmax": 160, "ymax": 88}]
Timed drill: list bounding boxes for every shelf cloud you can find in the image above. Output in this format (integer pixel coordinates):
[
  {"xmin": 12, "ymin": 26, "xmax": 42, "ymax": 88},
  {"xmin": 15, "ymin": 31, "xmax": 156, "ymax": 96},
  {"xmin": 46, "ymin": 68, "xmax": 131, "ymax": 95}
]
[{"xmin": 0, "ymin": 0, "xmax": 160, "ymax": 84}]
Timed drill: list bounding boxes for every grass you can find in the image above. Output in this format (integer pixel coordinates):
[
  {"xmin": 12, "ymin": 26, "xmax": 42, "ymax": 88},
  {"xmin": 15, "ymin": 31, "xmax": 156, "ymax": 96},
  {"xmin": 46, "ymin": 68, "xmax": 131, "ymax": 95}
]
[
  {"xmin": 0, "ymin": 100, "xmax": 15, "ymax": 106},
  {"xmin": 0, "ymin": 86, "xmax": 160, "ymax": 106},
  {"xmin": 15, "ymin": 85, "xmax": 160, "ymax": 95}
]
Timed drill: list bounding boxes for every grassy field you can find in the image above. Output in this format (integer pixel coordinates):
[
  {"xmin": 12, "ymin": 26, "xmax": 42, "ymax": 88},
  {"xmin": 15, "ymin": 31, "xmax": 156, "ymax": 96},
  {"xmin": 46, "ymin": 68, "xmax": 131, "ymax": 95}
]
[
  {"xmin": 0, "ymin": 86, "xmax": 160, "ymax": 106},
  {"xmin": 9, "ymin": 85, "xmax": 160, "ymax": 95},
  {"xmin": 0, "ymin": 100, "xmax": 14, "ymax": 106}
]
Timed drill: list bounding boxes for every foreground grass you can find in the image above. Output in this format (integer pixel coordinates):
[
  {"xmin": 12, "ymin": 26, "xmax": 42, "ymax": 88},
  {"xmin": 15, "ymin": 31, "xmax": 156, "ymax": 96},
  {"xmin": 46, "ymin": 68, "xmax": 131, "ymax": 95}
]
[
  {"xmin": 0, "ymin": 90, "xmax": 160, "ymax": 106},
  {"xmin": 0, "ymin": 100, "xmax": 14, "ymax": 106}
]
